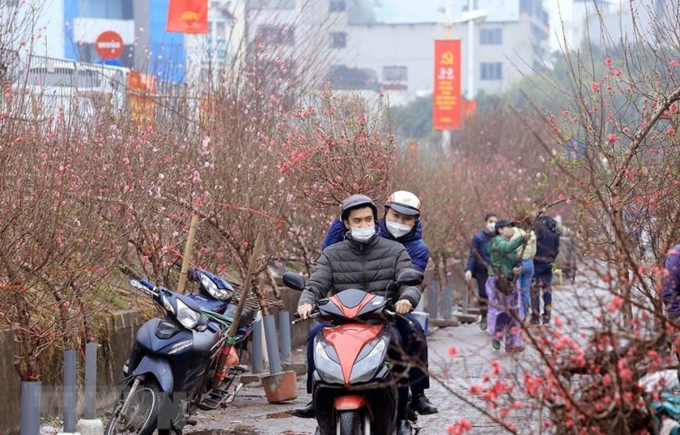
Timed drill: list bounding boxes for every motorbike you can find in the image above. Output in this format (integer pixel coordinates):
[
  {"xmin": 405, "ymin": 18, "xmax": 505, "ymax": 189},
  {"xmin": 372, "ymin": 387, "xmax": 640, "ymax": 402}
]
[
  {"xmin": 282, "ymin": 269, "xmax": 424, "ymax": 435},
  {"xmin": 183, "ymin": 267, "xmax": 261, "ymax": 410},
  {"xmin": 185, "ymin": 268, "xmax": 235, "ymax": 315},
  {"xmin": 105, "ymin": 274, "xmax": 258, "ymax": 435}
]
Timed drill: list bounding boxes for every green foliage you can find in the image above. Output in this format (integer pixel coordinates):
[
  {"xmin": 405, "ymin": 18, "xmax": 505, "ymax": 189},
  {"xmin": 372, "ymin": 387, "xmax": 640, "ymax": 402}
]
[{"xmin": 388, "ymin": 96, "xmax": 435, "ymax": 140}]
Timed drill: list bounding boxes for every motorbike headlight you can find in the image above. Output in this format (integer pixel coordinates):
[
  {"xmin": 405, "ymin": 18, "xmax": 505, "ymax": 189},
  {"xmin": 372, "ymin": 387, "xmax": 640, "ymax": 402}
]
[
  {"xmin": 160, "ymin": 294, "xmax": 175, "ymax": 315},
  {"xmin": 200, "ymin": 273, "xmax": 233, "ymax": 301},
  {"xmin": 176, "ymin": 299, "xmax": 200, "ymax": 329},
  {"xmin": 314, "ymin": 341, "xmax": 344, "ymax": 385},
  {"xmin": 350, "ymin": 338, "xmax": 388, "ymax": 384}
]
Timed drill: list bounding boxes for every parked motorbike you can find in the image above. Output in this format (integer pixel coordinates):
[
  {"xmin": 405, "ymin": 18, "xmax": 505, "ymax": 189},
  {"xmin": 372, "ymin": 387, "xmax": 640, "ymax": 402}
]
[
  {"xmin": 282, "ymin": 269, "xmax": 423, "ymax": 435},
  {"xmin": 184, "ymin": 267, "xmax": 260, "ymax": 409},
  {"xmin": 105, "ymin": 274, "xmax": 258, "ymax": 435},
  {"xmin": 185, "ymin": 268, "xmax": 235, "ymax": 315}
]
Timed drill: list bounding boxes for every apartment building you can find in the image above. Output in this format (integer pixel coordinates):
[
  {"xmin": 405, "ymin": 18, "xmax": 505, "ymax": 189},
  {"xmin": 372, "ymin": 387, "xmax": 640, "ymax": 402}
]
[{"xmin": 328, "ymin": 0, "xmax": 550, "ymax": 104}]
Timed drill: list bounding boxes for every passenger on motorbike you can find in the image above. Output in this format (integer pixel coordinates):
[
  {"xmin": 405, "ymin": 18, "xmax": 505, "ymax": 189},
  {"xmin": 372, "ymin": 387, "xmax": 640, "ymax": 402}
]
[
  {"xmin": 295, "ymin": 194, "xmax": 422, "ymax": 435},
  {"xmin": 313, "ymin": 190, "xmax": 437, "ymax": 415}
]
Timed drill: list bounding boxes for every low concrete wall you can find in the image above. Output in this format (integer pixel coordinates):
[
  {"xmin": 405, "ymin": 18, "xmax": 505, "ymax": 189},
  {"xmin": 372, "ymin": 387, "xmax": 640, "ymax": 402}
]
[
  {"xmin": 0, "ymin": 292, "xmax": 309, "ymax": 435},
  {"xmin": 0, "ymin": 311, "xmax": 145, "ymax": 435}
]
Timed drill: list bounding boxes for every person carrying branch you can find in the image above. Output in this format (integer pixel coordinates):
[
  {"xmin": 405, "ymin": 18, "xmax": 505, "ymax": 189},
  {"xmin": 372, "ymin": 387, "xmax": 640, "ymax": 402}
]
[{"xmin": 486, "ymin": 219, "xmax": 530, "ymax": 353}]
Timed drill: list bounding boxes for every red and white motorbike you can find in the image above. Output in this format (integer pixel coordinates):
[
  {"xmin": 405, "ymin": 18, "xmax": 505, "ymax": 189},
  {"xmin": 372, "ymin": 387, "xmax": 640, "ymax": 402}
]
[{"xmin": 283, "ymin": 270, "xmax": 423, "ymax": 435}]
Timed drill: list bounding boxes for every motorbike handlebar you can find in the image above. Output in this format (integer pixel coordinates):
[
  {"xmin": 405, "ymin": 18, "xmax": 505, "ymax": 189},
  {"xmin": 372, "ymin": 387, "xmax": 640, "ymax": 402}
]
[
  {"xmin": 139, "ymin": 279, "xmax": 155, "ymax": 290},
  {"xmin": 291, "ymin": 312, "xmax": 319, "ymax": 325}
]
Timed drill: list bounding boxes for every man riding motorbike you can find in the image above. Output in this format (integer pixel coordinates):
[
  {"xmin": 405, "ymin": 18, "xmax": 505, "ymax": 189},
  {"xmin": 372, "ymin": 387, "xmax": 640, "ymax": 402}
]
[
  {"xmin": 313, "ymin": 190, "xmax": 437, "ymax": 415},
  {"xmin": 295, "ymin": 194, "xmax": 422, "ymax": 435}
]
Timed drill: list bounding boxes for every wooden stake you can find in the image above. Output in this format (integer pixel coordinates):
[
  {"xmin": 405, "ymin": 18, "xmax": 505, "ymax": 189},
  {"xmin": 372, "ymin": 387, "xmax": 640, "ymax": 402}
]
[
  {"xmin": 227, "ymin": 231, "xmax": 266, "ymax": 340},
  {"xmin": 177, "ymin": 213, "xmax": 199, "ymax": 294}
]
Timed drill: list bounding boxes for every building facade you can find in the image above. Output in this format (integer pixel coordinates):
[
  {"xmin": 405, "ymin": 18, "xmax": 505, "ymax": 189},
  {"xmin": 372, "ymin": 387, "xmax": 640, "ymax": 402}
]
[
  {"xmin": 326, "ymin": 0, "xmax": 550, "ymax": 105},
  {"xmin": 13, "ymin": 0, "xmax": 245, "ymax": 82}
]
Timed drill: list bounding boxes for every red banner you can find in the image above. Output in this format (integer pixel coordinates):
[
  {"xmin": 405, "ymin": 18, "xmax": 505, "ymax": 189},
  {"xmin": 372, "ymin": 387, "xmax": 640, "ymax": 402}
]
[
  {"xmin": 433, "ymin": 40, "xmax": 462, "ymax": 131},
  {"xmin": 167, "ymin": 0, "xmax": 208, "ymax": 34},
  {"xmin": 127, "ymin": 71, "xmax": 157, "ymax": 126},
  {"xmin": 462, "ymin": 99, "xmax": 477, "ymax": 119}
]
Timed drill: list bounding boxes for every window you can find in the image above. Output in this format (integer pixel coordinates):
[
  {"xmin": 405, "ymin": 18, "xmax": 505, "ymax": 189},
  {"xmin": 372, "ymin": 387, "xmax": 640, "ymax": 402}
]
[
  {"xmin": 381, "ymin": 66, "xmax": 408, "ymax": 90},
  {"xmin": 327, "ymin": 65, "xmax": 379, "ymax": 91},
  {"xmin": 480, "ymin": 62, "xmax": 503, "ymax": 80},
  {"xmin": 382, "ymin": 66, "xmax": 407, "ymax": 82},
  {"xmin": 255, "ymin": 25, "xmax": 295, "ymax": 45},
  {"xmin": 329, "ymin": 0, "xmax": 346, "ymax": 12},
  {"xmin": 248, "ymin": 0, "xmax": 295, "ymax": 10},
  {"xmin": 480, "ymin": 28, "xmax": 502, "ymax": 45},
  {"xmin": 329, "ymin": 32, "xmax": 347, "ymax": 49},
  {"xmin": 80, "ymin": 0, "xmax": 133, "ymax": 20}
]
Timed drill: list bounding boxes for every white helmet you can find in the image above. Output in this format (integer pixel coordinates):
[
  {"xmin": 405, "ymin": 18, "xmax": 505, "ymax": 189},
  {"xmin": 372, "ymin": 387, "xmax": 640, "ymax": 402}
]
[{"xmin": 385, "ymin": 191, "xmax": 421, "ymax": 217}]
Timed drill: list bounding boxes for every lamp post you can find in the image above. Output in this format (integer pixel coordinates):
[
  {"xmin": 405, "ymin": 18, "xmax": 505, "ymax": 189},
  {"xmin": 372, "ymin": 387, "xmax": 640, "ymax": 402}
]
[{"xmin": 441, "ymin": 1, "xmax": 487, "ymax": 150}]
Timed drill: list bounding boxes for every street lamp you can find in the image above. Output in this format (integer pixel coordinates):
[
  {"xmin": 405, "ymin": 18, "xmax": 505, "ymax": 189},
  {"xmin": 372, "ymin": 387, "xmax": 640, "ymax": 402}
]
[{"xmin": 441, "ymin": 0, "xmax": 487, "ymax": 149}]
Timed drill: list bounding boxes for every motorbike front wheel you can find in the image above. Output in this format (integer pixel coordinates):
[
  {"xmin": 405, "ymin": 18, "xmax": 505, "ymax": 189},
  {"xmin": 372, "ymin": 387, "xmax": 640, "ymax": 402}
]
[
  {"xmin": 336, "ymin": 410, "xmax": 370, "ymax": 435},
  {"xmin": 105, "ymin": 380, "xmax": 164, "ymax": 435}
]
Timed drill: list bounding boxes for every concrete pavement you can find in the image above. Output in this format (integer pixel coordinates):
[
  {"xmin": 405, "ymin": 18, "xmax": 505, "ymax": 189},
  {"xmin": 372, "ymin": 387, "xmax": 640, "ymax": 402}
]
[{"xmin": 185, "ymin": 273, "xmax": 604, "ymax": 434}]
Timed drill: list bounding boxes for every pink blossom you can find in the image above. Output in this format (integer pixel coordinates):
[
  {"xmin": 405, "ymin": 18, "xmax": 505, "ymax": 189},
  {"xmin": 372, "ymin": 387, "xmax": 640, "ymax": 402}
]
[{"xmin": 591, "ymin": 82, "xmax": 601, "ymax": 92}]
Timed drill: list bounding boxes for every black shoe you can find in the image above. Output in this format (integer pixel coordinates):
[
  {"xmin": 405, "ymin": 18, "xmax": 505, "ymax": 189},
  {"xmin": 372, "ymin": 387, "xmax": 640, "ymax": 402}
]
[
  {"xmin": 290, "ymin": 401, "xmax": 315, "ymax": 418},
  {"xmin": 411, "ymin": 393, "xmax": 438, "ymax": 415},
  {"xmin": 397, "ymin": 419, "xmax": 413, "ymax": 435}
]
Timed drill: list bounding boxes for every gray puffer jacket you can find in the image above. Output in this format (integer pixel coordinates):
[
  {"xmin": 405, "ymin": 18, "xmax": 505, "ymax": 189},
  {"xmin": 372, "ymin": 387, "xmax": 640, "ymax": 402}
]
[{"xmin": 298, "ymin": 232, "xmax": 421, "ymax": 308}]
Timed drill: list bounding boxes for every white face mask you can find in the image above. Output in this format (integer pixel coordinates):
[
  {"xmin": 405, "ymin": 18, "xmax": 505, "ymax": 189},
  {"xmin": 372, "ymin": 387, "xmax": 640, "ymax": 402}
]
[
  {"xmin": 350, "ymin": 226, "xmax": 376, "ymax": 242},
  {"xmin": 486, "ymin": 222, "xmax": 497, "ymax": 233},
  {"xmin": 386, "ymin": 221, "xmax": 413, "ymax": 238}
]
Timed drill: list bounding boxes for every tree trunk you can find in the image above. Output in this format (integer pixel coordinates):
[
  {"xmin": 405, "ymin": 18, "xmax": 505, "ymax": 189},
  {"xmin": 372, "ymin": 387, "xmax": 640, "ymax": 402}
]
[
  {"xmin": 13, "ymin": 294, "xmax": 40, "ymax": 381},
  {"xmin": 612, "ymin": 203, "xmax": 633, "ymax": 328}
]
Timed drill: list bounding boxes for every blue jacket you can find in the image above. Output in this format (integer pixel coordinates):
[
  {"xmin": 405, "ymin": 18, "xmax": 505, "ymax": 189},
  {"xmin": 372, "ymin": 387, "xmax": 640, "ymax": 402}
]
[
  {"xmin": 465, "ymin": 229, "xmax": 494, "ymax": 275},
  {"xmin": 662, "ymin": 245, "xmax": 680, "ymax": 319},
  {"xmin": 321, "ymin": 218, "xmax": 430, "ymax": 272}
]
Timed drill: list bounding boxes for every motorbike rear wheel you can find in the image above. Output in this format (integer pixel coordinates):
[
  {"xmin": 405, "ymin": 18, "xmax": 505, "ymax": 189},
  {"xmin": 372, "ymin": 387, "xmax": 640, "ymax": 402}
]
[
  {"xmin": 336, "ymin": 410, "xmax": 369, "ymax": 435},
  {"xmin": 105, "ymin": 380, "xmax": 164, "ymax": 435}
]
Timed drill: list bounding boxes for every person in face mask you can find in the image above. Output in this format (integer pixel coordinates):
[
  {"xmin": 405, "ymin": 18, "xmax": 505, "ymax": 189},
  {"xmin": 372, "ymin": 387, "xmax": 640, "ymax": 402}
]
[
  {"xmin": 464, "ymin": 213, "xmax": 498, "ymax": 331},
  {"xmin": 314, "ymin": 191, "xmax": 437, "ymax": 416},
  {"xmin": 321, "ymin": 190, "xmax": 430, "ymax": 272},
  {"xmin": 293, "ymin": 194, "xmax": 426, "ymax": 434}
]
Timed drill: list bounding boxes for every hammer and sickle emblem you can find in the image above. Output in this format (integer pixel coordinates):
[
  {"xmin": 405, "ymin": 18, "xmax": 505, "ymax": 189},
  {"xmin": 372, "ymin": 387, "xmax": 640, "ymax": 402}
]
[{"xmin": 441, "ymin": 51, "xmax": 455, "ymax": 65}]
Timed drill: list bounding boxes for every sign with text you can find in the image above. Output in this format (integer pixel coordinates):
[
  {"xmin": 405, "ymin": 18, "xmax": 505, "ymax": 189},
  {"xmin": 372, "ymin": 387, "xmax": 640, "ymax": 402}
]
[
  {"xmin": 127, "ymin": 71, "xmax": 157, "ymax": 127},
  {"xmin": 167, "ymin": 0, "xmax": 208, "ymax": 34},
  {"xmin": 95, "ymin": 31, "xmax": 124, "ymax": 60},
  {"xmin": 433, "ymin": 39, "xmax": 461, "ymax": 131}
]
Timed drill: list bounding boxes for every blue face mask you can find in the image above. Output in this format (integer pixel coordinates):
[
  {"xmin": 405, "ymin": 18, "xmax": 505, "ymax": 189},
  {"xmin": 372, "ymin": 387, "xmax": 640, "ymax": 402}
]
[{"xmin": 350, "ymin": 226, "xmax": 376, "ymax": 242}]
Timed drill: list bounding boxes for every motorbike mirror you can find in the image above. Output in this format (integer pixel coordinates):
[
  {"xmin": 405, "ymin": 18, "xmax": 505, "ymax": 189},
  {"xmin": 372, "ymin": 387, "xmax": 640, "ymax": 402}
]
[
  {"xmin": 395, "ymin": 269, "xmax": 424, "ymax": 286},
  {"xmin": 282, "ymin": 272, "xmax": 306, "ymax": 291}
]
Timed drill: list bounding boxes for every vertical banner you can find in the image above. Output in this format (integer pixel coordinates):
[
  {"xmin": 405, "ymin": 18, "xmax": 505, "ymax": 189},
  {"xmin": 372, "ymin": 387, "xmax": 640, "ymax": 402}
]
[
  {"xmin": 462, "ymin": 99, "xmax": 477, "ymax": 120},
  {"xmin": 167, "ymin": 0, "xmax": 209, "ymax": 34},
  {"xmin": 127, "ymin": 71, "xmax": 157, "ymax": 127},
  {"xmin": 433, "ymin": 39, "xmax": 462, "ymax": 131}
]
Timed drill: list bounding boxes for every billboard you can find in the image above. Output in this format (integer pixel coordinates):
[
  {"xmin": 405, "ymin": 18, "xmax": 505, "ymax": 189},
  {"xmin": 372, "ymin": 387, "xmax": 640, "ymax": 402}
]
[{"xmin": 433, "ymin": 39, "xmax": 462, "ymax": 131}]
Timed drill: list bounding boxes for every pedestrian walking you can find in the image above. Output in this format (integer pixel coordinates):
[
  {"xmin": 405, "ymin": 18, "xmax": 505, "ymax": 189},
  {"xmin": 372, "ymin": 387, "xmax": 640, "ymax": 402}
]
[
  {"xmin": 510, "ymin": 219, "xmax": 536, "ymax": 322},
  {"xmin": 464, "ymin": 213, "xmax": 498, "ymax": 331},
  {"xmin": 486, "ymin": 219, "xmax": 529, "ymax": 353},
  {"xmin": 531, "ymin": 206, "xmax": 570, "ymax": 325}
]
